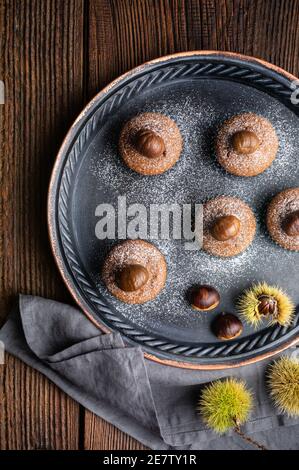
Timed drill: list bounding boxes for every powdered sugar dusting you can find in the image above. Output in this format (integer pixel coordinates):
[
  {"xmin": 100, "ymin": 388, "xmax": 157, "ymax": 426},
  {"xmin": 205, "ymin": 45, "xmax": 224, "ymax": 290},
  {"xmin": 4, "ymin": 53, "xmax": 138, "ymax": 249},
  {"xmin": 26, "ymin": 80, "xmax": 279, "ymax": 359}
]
[
  {"xmin": 79, "ymin": 80, "xmax": 299, "ymax": 339},
  {"xmin": 119, "ymin": 112, "xmax": 182, "ymax": 175},
  {"xmin": 216, "ymin": 113, "xmax": 279, "ymax": 176},
  {"xmin": 202, "ymin": 196, "xmax": 256, "ymax": 257},
  {"xmin": 267, "ymin": 188, "xmax": 299, "ymax": 250},
  {"xmin": 102, "ymin": 239, "xmax": 167, "ymax": 304}
]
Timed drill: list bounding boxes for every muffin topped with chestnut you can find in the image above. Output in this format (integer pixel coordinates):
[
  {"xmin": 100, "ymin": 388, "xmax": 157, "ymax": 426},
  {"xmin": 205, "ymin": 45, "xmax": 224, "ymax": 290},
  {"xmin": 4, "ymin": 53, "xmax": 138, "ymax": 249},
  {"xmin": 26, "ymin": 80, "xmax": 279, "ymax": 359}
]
[
  {"xmin": 102, "ymin": 239, "xmax": 167, "ymax": 304},
  {"xmin": 201, "ymin": 196, "xmax": 256, "ymax": 257},
  {"xmin": 216, "ymin": 113, "xmax": 279, "ymax": 177},
  {"xmin": 266, "ymin": 187, "xmax": 299, "ymax": 251},
  {"xmin": 119, "ymin": 112, "xmax": 183, "ymax": 176}
]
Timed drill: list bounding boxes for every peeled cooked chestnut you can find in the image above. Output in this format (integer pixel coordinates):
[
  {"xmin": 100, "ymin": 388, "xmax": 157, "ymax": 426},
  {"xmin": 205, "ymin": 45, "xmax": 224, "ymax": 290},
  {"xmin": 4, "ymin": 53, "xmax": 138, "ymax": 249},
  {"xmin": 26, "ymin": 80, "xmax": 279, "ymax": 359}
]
[
  {"xmin": 212, "ymin": 313, "xmax": 243, "ymax": 340},
  {"xmin": 257, "ymin": 295, "xmax": 278, "ymax": 317},
  {"xmin": 232, "ymin": 130, "xmax": 259, "ymax": 154},
  {"xmin": 116, "ymin": 264, "xmax": 149, "ymax": 292},
  {"xmin": 190, "ymin": 285, "xmax": 220, "ymax": 311},
  {"xmin": 134, "ymin": 129, "xmax": 166, "ymax": 158},
  {"xmin": 211, "ymin": 215, "xmax": 241, "ymax": 241},
  {"xmin": 282, "ymin": 210, "xmax": 299, "ymax": 237}
]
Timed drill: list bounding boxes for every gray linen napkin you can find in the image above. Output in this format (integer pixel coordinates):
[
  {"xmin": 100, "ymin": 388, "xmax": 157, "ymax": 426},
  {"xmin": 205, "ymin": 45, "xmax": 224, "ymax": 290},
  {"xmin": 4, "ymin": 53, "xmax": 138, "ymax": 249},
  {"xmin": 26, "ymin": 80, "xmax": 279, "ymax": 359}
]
[{"xmin": 0, "ymin": 294, "xmax": 298, "ymax": 450}]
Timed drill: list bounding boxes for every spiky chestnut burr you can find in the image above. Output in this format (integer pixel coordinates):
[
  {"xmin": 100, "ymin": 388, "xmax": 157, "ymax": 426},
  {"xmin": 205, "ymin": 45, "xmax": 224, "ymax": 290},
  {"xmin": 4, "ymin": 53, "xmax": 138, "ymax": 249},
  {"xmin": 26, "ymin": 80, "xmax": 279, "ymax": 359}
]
[
  {"xmin": 237, "ymin": 282, "xmax": 295, "ymax": 327},
  {"xmin": 267, "ymin": 356, "xmax": 299, "ymax": 416},
  {"xmin": 198, "ymin": 378, "xmax": 267, "ymax": 450}
]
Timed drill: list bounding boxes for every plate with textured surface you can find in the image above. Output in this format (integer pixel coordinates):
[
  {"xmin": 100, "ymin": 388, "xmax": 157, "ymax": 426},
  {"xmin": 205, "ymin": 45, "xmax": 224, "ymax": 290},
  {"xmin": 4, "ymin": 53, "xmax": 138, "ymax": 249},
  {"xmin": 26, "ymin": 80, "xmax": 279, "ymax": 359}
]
[{"xmin": 48, "ymin": 52, "xmax": 299, "ymax": 369}]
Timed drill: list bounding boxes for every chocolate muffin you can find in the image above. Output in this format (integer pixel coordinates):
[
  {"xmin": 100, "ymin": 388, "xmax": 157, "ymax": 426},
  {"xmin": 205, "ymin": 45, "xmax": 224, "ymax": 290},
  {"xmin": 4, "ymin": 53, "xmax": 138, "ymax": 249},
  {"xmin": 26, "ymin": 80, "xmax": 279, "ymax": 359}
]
[
  {"xmin": 119, "ymin": 112, "xmax": 183, "ymax": 176},
  {"xmin": 102, "ymin": 239, "xmax": 167, "ymax": 304},
  {"xmin": 267, "ymin": 188, "xmax": 299, "ymax": 251},
  {"xmin": 216, "ymin": 113, "xmax": 279, "ymax": 177},
  {"xmin": 202, "ymin": 196, "xmax": 256, "ymax": 257}
]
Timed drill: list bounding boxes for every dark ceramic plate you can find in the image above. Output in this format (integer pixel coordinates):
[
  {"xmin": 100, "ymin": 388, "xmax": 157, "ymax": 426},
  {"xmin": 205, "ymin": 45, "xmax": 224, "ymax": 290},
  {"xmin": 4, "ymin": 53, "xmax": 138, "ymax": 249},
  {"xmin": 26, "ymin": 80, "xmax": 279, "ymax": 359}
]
[{"xmin": 48, "ymin": 52, "xmax": 299, "ymax": 369}]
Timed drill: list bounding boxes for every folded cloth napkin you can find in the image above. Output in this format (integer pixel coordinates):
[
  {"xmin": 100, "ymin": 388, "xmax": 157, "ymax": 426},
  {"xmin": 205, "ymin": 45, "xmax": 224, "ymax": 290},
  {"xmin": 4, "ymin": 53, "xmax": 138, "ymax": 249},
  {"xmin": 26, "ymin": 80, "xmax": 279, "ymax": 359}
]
[{"xmin": 0, "ymin": 295, "xmax": 298, "ymax": 450}]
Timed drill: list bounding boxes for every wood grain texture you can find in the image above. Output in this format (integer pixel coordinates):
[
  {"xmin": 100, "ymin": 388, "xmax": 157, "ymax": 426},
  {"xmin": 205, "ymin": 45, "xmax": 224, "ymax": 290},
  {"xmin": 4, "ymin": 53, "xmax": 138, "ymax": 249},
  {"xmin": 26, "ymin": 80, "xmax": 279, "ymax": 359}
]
[
  {"xmin": 0, "ymin": 355, "xmax": 79, "ymax": 449},
  {"xmin": 84, "ymin": 0, "xmax": 299, "ymax": 450},
  {"xmin": 87, "ymin": 0, "xmax": 299, "ymax": 102},
  {"xmin": 0, "ymin": 0, "xmax": 84, "ymax": 450},
  {"xmin": 84, "ymin": 414, "xmax": 147, "ymax": 450},
  {"xmin": 1, "ymin": 0, "xmax": 299, "ymax": 451}
]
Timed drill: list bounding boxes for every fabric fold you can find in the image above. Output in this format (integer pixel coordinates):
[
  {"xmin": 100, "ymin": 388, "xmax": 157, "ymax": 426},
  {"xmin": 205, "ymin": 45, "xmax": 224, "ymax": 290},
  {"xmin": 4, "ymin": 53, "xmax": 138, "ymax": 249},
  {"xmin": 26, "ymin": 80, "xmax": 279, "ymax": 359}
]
[
  {"xmin": 0, "ymin": 294, "xmax": 298, "ymax": 450},
  {"xmin": 0, "ymin": 296, "xmax": 168, "ymax": 449}
]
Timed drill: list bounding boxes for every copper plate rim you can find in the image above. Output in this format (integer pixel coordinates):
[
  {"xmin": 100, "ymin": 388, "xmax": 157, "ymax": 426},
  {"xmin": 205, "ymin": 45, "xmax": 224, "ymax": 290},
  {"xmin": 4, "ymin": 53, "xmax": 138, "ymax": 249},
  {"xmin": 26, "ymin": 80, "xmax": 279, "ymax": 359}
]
[{"xmin": 48, "ymin": 50, "xmax": 299, "ymax": 370}]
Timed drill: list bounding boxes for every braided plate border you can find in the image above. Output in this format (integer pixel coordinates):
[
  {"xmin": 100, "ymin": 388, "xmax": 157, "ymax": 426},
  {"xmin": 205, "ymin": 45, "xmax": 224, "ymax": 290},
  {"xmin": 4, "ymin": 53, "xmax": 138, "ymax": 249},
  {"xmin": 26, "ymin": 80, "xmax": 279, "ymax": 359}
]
[{"xmin": 57, "ymin": 57, "xmax": 299, "ymax": 360}]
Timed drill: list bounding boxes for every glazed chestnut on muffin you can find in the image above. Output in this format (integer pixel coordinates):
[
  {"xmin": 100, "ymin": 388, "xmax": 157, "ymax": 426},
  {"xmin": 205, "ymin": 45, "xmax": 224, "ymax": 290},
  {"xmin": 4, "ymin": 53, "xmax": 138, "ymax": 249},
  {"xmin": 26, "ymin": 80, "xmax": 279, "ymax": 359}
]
[
  {"xmin": 134, "ymin": 129, "xmax": 165, "ymax": 159},
  {"xmin": 232, "ymin": 130, "xmax": 259, "ymax": 155},
  {"xmin": 282, "ymin": 210, "xmax": 299, "ymax": 237},
  {"xmin": 211, "ymin": 215, "xmax": 241, "ymax": 241},
  {"xmin": 116, "ymin": 264, "xmax": 149, "ymax": 292}
]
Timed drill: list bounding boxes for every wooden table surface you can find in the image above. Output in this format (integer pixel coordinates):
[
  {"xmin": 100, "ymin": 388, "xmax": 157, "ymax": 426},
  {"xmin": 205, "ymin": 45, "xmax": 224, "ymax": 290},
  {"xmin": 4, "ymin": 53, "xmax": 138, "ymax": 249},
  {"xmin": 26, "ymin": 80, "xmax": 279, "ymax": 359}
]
[{"xmin": 0, "ymin": 0, "xmax": 299, "ymax": 450}]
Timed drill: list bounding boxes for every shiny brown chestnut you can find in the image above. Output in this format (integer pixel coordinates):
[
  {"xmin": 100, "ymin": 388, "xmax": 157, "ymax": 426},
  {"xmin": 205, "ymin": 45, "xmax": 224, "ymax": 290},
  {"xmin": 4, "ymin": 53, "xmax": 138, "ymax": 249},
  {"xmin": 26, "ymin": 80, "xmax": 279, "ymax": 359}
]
[
  {"xmin": 212, "ymin": 313, "xmax": 243, "ymax": 340},
  {"xmin": 232, "ymin": 130, "xmax": 259, "ymax": 154},
  {"xmin": 282, "ymin": 210, "xmax": 299, "ymax": 237},
  {"xmin": 134, "ymin": 129, "xmax": 165, "ymax": 158},
  {"xmin": 211, "ymin": 215, "xmax": 241, "ymax": 242},
  {"xmin": 190, "ymin": 285, "xmax": 220, "ymax": 311},
  {"xmin": 116, "ymin": 264, "xmax": 149, "ymax": 292},
  {"xmin": 257, "ymin": 295, "xmax": 278, "ymax": 317}
]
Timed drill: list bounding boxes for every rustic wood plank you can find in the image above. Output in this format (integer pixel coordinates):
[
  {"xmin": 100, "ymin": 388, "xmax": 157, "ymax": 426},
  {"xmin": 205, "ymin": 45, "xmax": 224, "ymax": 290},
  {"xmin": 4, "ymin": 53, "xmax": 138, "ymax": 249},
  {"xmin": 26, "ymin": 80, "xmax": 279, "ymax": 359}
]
[
  {"xmin": 0, "ymin": 355, "xmax": 80, "ymax": 449},
  {"xmin": 87, "ymin": 0, "xmax": 299, "ymax": 101},
  {"xmin": 84, "ymin": 0, "xmax": 299, "ymax": 450},
  {"xmin": 84, "ymin": 414, "xmax": 147, "ymax": 450},
  {"xmin": 0, "ymin": 0, "xmax": 85, "ymax": 450},
  {"xmin": 1, "ymin": 0, "xmax": 299, "ymax": 451}
]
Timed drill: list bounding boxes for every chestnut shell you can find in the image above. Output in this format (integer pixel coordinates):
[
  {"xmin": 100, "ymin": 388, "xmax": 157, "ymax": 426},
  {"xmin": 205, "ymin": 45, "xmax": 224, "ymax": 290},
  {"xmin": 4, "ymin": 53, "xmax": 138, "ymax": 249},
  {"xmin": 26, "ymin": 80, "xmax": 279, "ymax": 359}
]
[
  {"xmin": 134, "ymin": 129, "xmax": 165, "ymax": 158},
  {"xmin": 257, "ymin": 295, "xmax": 278, "ymax": 317},
  {"xmin": 212, "ymin": 313, "xmax": 243, "ymax": 340},
  {"xmin": 211, "ymin": 215, "xmax": 241, "ymax": 241},
  {"xmin": 232, "ymin": 130, "xmax": 259, "ymax": 154},
  {"xmin": 116, "ymin": 264, "xmax": 149, "ymax": 292},
  {"xmin": 282, "ymin": 210, "xmax": 299, "ymax": 237},
  {"xmin": 190, "ymin": 285, "xmax": 220, "ymax": 311}
]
